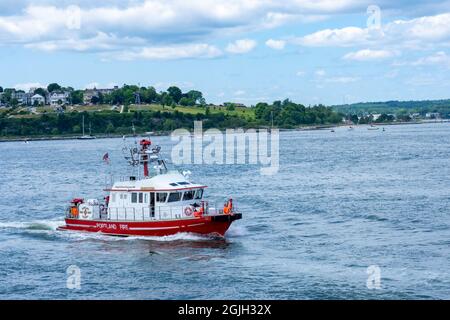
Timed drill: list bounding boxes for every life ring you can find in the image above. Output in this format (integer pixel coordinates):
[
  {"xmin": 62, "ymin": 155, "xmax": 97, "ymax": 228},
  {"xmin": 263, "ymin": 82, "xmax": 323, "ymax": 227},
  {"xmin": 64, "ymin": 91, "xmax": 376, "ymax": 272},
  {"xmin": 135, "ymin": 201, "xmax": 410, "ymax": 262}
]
[
  {"xmin": 82, "ymin": 207, "xmax": 90, "ymax": 219},
  {"xmin": 184, "ymin": 207, "xmax": 193, "ymax": 216}
]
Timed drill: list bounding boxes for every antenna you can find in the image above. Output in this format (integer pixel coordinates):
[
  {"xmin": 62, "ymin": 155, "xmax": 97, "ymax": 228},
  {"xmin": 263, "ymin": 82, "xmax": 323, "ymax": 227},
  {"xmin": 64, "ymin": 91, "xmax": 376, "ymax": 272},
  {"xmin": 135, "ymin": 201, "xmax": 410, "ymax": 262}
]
[{"xmin": 134, "ymin": 83, "xmax": 141, "ymax": 105}]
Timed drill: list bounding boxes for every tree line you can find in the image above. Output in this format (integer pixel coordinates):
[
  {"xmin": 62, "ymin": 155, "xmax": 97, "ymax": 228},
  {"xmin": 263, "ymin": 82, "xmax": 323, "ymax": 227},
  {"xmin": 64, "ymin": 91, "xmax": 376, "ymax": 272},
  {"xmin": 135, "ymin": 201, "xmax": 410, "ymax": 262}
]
[
  {"xmin": 0, "ymin": 83, "xmax": 206, "ymax": 107},
  {"xmin": 0, "ymin": 99, "xmax": 344, "ymax": 137}
]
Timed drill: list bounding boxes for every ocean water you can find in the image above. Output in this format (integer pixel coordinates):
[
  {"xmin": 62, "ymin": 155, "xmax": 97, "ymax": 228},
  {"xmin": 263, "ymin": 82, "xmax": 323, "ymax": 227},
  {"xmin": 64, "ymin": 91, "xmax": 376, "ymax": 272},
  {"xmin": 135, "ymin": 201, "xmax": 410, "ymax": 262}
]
[{"xmin": 0, "ymin": 123, "xmax": 449, "ymax": 300}]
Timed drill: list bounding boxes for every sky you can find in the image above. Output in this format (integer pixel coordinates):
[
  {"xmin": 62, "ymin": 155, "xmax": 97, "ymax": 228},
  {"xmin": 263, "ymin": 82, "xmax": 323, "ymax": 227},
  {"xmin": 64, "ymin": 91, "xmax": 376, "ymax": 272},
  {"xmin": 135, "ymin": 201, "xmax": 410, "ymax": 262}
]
[{"xmin": 1, "ymin": 0, "xmax": 450, "ymax": 106}]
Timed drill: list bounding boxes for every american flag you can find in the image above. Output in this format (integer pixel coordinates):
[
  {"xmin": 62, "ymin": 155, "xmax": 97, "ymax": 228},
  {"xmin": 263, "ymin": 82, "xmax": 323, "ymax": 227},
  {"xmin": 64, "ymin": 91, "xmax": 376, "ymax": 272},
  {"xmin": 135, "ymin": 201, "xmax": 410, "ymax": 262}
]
[{"xmin": 102, "ymin": 153, "xmax": 110, "ymax": 164}]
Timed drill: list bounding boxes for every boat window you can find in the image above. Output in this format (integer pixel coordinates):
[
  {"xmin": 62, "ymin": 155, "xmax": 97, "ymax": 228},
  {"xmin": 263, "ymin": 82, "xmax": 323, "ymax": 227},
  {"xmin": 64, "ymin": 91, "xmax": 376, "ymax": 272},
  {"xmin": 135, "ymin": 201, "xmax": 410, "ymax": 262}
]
[
  {"xmin": 195, "ymin": 189, "xmax": 204, "ymax": 199},
  {"xmin": 167, "ymin": 192, "xmax": 182, "ymax": 202},
  {"xmin": 131, "ymin": 193, "xmax": 137, "ymax": 203},
  {"xmin": 112, "ymin": 194, "xmax": 116, "ymax": 202},
  {"xmin": 144, "ymin": 193, "xmax": 148, "ymax": 204},
  {"xmin": 156, "ymin": 192, "xmax": 168, "ymax": 203},
  {"xmin": 170, "ymin": 183, "xmax": 178, "ymax": 186},
  {"xmin": 139, "ymin": 193, "xmax": 144, "ymax": 203},
  {"xmin": 177, "ymin": 182, "xmax": 190, "ymax": 185},
  {"xmin": 183, "ymin": 190, "xmax": 195, "ymax": 201}
]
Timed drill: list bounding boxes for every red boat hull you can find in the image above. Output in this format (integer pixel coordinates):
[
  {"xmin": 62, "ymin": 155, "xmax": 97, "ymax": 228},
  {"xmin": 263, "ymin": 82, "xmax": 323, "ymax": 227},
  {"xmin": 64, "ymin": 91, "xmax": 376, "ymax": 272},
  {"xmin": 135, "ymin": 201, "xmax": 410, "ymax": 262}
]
[{"xmin": 57, "ymin": 214, "xmax": 241, "ymax": 237}]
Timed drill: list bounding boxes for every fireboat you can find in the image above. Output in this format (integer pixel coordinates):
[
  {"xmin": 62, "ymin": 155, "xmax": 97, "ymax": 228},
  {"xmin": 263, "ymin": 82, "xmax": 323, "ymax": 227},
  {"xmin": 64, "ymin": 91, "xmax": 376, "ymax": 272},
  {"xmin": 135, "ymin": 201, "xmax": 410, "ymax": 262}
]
[{"xmin": 57, "ymin": 138, "xmax": 242, "ymax": 237}]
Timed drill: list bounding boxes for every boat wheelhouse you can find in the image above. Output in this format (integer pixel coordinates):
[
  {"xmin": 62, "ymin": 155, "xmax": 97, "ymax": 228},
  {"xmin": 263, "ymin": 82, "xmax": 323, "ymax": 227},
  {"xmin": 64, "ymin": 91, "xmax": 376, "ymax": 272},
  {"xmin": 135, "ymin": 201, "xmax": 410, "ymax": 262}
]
[{"xmin": 58, "ymin": 138, "xmax": 242, "ymax": 237}]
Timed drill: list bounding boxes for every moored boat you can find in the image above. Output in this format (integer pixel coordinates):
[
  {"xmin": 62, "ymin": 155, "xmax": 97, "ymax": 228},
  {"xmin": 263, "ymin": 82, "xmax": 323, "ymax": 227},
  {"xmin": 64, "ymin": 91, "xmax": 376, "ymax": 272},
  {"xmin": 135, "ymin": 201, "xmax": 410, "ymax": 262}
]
[{"xmin": 58, "ymin": 138, "xmax": 242, "ymax": 237}]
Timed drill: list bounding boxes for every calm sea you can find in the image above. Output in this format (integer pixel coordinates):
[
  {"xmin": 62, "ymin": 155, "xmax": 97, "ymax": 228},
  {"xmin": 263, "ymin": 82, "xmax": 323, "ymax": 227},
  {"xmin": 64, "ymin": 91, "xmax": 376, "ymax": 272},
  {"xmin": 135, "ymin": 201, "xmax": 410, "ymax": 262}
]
[{"xmin": 0, "ymin": 123, "xmax": 449, "ymax": 299}]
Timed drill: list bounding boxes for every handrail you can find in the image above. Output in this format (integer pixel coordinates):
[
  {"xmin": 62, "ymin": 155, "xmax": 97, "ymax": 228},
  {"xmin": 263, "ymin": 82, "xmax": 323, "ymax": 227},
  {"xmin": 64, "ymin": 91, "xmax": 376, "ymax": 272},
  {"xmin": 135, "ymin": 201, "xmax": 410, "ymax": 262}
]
[{"xmin": 66, "ymin": 201, "xmax": 235, "ymax": 222}]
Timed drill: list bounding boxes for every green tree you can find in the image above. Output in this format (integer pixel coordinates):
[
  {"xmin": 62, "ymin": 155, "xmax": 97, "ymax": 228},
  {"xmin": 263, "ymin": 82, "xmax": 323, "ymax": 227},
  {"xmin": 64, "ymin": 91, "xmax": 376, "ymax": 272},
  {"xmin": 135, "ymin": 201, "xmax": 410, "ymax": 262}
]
[
  {"xmin": 167, "ymin": 86, "xmax": 182, "ymax": 104},
  {"xmin": 179, "ymin": 97, "xmax": 193, "ymax": 106},
  {"xmin": 70, "ymin": 90, "xmax": 84, "ymax": 104},
  {"xmin": 186, "ymin": 90, "xmax": 203, "ymax": 105},
  {"xmin": 161, "ymin": 93, "xmax": 173, "ymax": 107},
  {"xmin": 106, "ymin": 122, "xmax": 115, "ymax": 134},
  {"xmin": 34, "ymin": 88, "xmax": 47, "ymax": 97},
  {"xmin": 91, "ymin": 96, "xmax": 100, "ymax": 104},
  {"xmin": 47, "ymin": 83, "xmax": 62, "ymax": 92}
]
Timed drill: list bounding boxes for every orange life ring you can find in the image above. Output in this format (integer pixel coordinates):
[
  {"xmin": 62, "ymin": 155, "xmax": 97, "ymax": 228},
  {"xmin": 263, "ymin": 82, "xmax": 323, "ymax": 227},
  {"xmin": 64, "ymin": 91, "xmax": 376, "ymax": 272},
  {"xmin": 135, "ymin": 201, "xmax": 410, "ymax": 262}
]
[{"xmin": 184, "ymin": 207, "xmax": 193, "ymax": 216}]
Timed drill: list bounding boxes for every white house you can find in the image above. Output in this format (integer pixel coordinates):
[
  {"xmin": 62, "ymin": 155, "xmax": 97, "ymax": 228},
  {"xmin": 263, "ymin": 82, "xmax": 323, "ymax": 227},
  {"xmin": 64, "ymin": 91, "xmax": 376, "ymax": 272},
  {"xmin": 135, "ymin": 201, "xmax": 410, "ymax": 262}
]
[
  {"xmin": 371, "ymin": 114, "xmax": 382, "ymax": 121},
  {"xmin": 31, "ymin": 94, "xmax": 45, "ymax": 106},
  {"xmin": 49, "ymin": 91, "xmax": 70, "ymax": 106},
  {"xmin": 425, "ymin": 112, "xmax": 440, "ymax": 119}
]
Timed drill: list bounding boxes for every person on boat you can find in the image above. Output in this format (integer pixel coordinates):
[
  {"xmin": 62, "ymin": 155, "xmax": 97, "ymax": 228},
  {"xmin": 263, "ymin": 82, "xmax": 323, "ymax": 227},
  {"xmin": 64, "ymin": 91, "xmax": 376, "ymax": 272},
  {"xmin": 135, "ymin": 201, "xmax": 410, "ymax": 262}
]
[
  {"xmin": 223, "ymin": 199, "xmax": 233, "ymax": 215},
  {"xmin": 70, "ymin": 206, "xmax": 79, "ymax": 218},
  {"xmin": 194, "ymin": 205, "xmax": 204, "ymax": 218},
  {"xmin": 194, "ymin": 201, "xmax": 205, "ymax": 218}
]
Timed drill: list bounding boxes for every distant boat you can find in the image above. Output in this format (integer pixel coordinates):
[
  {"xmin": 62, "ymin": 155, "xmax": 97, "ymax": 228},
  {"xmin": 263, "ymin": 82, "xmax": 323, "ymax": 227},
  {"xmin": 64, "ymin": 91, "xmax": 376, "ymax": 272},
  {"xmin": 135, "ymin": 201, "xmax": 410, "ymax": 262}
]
[
  {"xmin": 348, "ymin": 126, "xmax": 354, "ymax": 131},
  {"xmin": 368, "ymin": 124, "xmax": 379, "ymax": 131},
  {"xmin": 78, "ymin": 115, "xmax": 96, "ymax": 140},
  {"xmin": 331, "ymin": 129, "xmax": 335, "ymax": 132}
]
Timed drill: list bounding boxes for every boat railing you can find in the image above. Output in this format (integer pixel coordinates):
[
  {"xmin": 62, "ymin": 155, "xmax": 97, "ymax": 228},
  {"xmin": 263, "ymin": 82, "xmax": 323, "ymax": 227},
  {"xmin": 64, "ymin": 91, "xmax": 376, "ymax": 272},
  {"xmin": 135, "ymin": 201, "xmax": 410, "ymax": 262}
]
[
  {"xmin": 66, "ymin": 201, "xmax": 233, "ymax": 221},
  {"xmin": 104, "ymin": 203, "xmax": 226, "ymax": 221}
]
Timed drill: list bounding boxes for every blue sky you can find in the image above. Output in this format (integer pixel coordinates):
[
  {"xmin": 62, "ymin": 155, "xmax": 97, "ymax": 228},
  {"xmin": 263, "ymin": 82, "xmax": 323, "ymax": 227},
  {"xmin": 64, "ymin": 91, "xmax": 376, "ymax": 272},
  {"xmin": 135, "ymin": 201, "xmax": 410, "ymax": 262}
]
[{"xmin": 1, "ymin": 0, "xmax": 450, "ymax": 105}]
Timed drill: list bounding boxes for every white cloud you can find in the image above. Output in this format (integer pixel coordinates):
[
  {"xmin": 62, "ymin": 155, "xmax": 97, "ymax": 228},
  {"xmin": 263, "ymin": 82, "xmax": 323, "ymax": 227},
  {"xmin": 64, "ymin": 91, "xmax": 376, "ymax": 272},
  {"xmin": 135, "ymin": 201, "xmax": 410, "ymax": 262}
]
[
  {"xmin": 112, "ymin": 43, "xmax": 222, "ymax": 60},
  {"xmin": 226, "ymin": 39, "xmax": 257, "ymax": 54},
  {"xmin": 293, "ymin": 12, "xmax": 450, "ymax": 50},
  {"xmin": 315, "ymin": 69, "xmax": 326, "ymax": 77},
  {"xmin": 294, "ymin": 27, "xmax": 370, "ymax": 47},
  {"xmin": 0, "ymin": 1, "xmax": 366, "ymax": 52},
  {"xmin": 412, "ymin": 51, "xmax": 450, "ymax": 67},
  {"xmin": 343, "ymin": 49, "xmax": 398, "ymax": 61},
  {"xmin": 25, "ymin": 32, "xmax": 145, "ymax": 52},
  {"xmin": 1, "ymin": 1, "xmax": 450, "ymax": 62},
  {"xmin": 265, "ymin": 39, "xmax": 286, "ymax": 50},
  {"xmin": 233, "ymin": 90, "xmax": 246, "ymax": 96},
  {"xmin": 296, "ymin": 70, "xmax": 306, "ymax": 76},
  {"xmin": 13, "ymin": 82, "xmax": 46, "ymax": 91},
  {"xmin": 324, "ymin": 76, "xmax": 359, "ymax": 83}
]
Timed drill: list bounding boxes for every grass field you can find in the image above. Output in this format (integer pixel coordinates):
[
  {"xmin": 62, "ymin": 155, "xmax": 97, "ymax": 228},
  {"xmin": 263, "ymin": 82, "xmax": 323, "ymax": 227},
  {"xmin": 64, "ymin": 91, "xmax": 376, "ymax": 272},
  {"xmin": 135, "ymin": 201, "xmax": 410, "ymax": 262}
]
[{"xmin": 5, "ymin": 103, "xmax": 256, "ymax": 120}]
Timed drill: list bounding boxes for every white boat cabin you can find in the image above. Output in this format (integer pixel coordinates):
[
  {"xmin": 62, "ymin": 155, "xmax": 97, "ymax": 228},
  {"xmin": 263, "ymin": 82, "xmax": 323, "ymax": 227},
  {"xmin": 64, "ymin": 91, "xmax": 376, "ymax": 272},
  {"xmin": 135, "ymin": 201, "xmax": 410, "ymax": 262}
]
[{"xmin": 106, "ymin": 172, "xmax": 209, "ymax": 221}]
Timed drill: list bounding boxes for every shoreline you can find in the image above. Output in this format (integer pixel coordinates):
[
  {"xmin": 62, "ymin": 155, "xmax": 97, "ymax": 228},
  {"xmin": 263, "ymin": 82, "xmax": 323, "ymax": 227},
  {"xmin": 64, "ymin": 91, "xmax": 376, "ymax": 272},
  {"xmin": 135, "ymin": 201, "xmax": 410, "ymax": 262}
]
[{"xmin": 0, "ymin": 120, "xmax": 447, "ymax": 143}]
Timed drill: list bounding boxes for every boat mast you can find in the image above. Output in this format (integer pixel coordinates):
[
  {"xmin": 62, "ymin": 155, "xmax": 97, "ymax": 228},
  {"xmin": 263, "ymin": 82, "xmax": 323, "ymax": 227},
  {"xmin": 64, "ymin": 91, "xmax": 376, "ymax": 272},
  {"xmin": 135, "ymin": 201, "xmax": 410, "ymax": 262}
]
[{"xmin": 82, "ymin": 115, "xmax": 85, "ymax": 136}]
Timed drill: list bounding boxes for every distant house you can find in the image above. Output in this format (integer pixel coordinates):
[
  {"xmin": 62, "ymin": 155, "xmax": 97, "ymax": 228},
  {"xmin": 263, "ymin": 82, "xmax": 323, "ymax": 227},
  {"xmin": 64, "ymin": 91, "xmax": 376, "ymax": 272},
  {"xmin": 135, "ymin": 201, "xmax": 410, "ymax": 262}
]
[
  {"xmin": 425, "ymin": 112, "xmax": 440, "ymax": 119},
  {"xmin": 371, "ymin": 114, "xmax": 382, "ymax": 121},
  {"xmin": 11, "ymin": 91, "xmax": 27, "ymax": 105},
  {"xmin": 31, "ymin": 94, "xmax": 45, "ymax": 106},
  {"xmin": 83, "ymin": 86, "xmax": 119, "ymax": 105},
  {"xmin": 49, "ymin": 91, "xmax": 70, "ymax": 106},
  {"xmin": 224, "ymin": 102, "xmax": 247, "ymax": 108}
]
